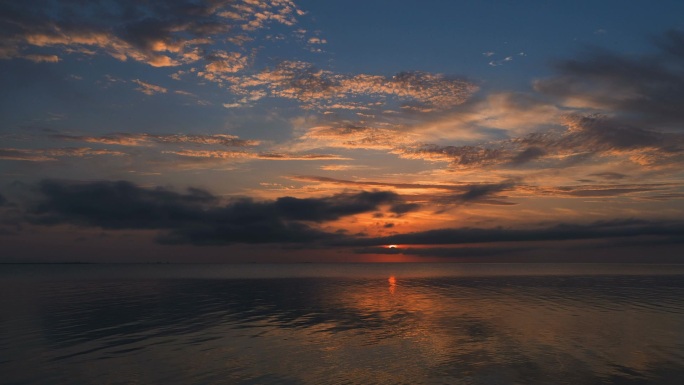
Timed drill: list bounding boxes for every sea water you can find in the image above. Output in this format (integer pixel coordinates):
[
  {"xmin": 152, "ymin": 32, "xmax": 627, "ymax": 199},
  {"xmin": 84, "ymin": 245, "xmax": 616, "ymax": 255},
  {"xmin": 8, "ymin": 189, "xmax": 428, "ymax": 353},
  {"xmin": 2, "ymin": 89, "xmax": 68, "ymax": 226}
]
[{"xmin": 2, "ymin": 263, "xmax": 684, "ymax": 384}]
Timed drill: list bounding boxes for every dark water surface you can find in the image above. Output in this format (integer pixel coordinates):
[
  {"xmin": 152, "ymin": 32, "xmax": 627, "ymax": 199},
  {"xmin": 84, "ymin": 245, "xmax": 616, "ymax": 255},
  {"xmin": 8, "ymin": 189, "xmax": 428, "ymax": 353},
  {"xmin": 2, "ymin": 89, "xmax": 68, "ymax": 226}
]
[{"xmin": 2, "ymin": 263, "xmax": 684, "ymax": 384}]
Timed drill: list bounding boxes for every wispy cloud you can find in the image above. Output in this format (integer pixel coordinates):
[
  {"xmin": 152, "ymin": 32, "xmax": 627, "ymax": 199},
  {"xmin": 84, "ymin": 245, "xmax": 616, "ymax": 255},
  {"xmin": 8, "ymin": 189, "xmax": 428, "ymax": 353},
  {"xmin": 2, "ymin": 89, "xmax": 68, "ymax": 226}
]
[
  {"xmin": 393, "ymin": 114, "xmax": 684, "ymax": 169},
  {"xmin": 0, "ymin": 147, "xmax": 125, "ymax": 161},
  {"xmin": 132, "ymin": 79, "xmax": 167, "ymax": 95},
  {"xmin": 289, "ymin": 175, "xmax": 517, "ymax": 206},
  {"xmin": 318, "ymin": 164, "xmax": 370, "ymax": 171},
  {"xmin": 53, "ymin": 133, "xmax": 260, "ymax": 147},
  {"xmin": 165, "ymin": 150, "xmax": 350, "ymax": 161}
]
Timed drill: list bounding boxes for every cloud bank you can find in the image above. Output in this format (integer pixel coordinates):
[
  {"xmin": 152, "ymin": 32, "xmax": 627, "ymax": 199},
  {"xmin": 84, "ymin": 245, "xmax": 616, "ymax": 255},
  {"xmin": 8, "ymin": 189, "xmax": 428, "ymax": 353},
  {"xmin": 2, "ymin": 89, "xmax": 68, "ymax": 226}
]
[{"xmin": 27, "ymin": 180, "xmax": 417, "ymax": 245}]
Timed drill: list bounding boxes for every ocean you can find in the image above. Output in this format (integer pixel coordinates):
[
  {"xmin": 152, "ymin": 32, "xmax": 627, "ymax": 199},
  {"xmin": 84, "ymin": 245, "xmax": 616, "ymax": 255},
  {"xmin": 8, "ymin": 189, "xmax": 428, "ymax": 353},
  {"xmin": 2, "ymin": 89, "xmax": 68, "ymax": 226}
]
[{"xmin": 2, "ymin": 263, "xmax": 684, "ymax": 384}]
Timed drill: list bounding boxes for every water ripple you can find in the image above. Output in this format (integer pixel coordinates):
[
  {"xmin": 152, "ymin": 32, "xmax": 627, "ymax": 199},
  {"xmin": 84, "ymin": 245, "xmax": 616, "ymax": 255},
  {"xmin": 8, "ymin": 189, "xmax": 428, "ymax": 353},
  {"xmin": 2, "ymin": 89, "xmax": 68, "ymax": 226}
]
[{"xmin": 2, "ymin": 265, "xmax": 684, "ymax": 384}]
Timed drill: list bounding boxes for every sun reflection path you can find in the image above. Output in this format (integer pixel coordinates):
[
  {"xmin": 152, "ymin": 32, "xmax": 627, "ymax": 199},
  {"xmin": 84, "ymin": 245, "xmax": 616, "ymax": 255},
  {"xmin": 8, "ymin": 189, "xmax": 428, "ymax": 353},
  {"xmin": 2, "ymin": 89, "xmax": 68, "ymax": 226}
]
[{"xmin": 388, "ymin": 276, "xmax": 397, "ymax": 295}]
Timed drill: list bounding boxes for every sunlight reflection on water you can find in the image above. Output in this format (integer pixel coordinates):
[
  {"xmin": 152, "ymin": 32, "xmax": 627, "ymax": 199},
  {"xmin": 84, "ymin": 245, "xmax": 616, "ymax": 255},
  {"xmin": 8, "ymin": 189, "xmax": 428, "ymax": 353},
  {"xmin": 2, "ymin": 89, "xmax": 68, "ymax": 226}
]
[{"xmin": 2, "ymin": 263, "xmax": 684, "ymax": 384}]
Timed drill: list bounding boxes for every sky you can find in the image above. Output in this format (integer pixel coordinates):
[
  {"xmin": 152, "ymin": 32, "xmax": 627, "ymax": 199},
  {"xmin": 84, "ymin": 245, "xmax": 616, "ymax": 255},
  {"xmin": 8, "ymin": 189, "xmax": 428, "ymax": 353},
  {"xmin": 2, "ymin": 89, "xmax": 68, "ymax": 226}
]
[{"xmin": 1, "ymin": 0, "xmax": 684, "ymax": 263}]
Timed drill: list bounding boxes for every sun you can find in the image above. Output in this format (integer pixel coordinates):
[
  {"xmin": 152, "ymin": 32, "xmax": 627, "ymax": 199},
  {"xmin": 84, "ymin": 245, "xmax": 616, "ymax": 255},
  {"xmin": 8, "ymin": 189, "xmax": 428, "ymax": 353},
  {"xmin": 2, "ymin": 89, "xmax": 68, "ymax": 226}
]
[{"xmin": 387, "ymin": 245, "xmax": 398, "ymax": 249}]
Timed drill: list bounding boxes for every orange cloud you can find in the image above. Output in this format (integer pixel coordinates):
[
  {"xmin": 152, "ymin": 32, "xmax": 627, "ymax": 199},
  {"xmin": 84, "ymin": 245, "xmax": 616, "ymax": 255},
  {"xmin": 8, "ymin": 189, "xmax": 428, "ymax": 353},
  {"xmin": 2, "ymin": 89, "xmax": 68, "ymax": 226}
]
[
  {"xmin": 132, "ymin": 80, "xmax": 168, "ymax": 95},
  {"xmin": 53, "ymin": 133, "xmax": 260, "ymax": 148},
  {"xmin": 300, "ymin": 125, "xmax": 418, "ymax": 150}
]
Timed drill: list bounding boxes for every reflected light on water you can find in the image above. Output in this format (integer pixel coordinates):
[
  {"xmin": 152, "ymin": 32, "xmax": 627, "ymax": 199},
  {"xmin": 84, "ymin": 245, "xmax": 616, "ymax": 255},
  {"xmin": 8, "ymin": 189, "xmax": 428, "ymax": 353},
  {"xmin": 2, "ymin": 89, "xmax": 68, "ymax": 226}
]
[
  {"xmin": 388, "ymin": 275, "xmax": 396, "ymax": 294},
  {"xmin": 3, "ymin": 265, "xmax": 684, "ymax": 384}
]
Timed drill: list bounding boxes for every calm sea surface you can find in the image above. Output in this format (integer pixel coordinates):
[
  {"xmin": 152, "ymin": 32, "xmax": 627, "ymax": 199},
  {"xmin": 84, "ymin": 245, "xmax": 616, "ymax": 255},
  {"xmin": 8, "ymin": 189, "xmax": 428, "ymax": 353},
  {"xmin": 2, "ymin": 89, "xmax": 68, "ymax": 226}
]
[{"xmin": 2, "ymin": 263, "xmax": 684, "ymax": 385}]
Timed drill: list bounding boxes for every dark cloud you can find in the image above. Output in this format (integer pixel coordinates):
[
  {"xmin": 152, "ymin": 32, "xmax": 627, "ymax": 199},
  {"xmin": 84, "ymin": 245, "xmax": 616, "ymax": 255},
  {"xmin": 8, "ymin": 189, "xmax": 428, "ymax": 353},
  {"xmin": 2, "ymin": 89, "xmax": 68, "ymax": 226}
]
[
  {"xmin": 27, "ymin": 180, "xmax": 416, "ymax": 245},
  {"xmin": 339, "ymin": 219, "xmax": 684, "ymax": 247},
  {"xmin": 588, "ymin": 172, "xmax": 627, "ymax": 180},
  {"xmin": 509, "ymin": 147, "xmax": 546, "ymax": 165},
  {"xmin": 270, "ymin": 191, "xmax": 407, "ymax": 222},
  {"xmin": 389, "ymin": 202, "xmax": 421, "ymax": 214},
  {"xmin": 536, "ymin": 30, "xmax": 684, "ymax": 129},
  {"xmin": 31, "ymin": 180, "xmax": 218, "ymax": 229},
  {"xmin": 456, "ymin": 181, "xmax": 515, "ymax": 203},
  {"xmin": 0, "ymin": 192, "xmax": 6, "ymax": 206},
  {"xmin": 549, "ymin": 114, "xmax": 680, "ymax": 153},
  {"xmin": 6, "ymin": 180, "xmax": 684, "ymax": 255}
]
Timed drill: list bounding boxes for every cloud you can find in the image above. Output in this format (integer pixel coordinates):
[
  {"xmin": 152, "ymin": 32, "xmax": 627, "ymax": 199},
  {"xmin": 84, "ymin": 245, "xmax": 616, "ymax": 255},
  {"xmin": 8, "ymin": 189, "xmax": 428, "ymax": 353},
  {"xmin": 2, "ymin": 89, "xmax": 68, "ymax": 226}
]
[
  {"xmin": 22, "ymin": 54, "xmax": 60, "ymax": 63},
  {"xmin": 201, "ymin": 51, "xmax": 249, "ymax": 76},
  {"xmin": 53, "ymin": 133, "xmax": 150, "ymax": 146},
  {"xmin": 27, "ymin": 179, "xmax": 416, "ymax": 245},
  {"xmin": 300, "ymin": 125, "xmax": 417, "ymax": 150},
  {"xmin": 354, "ymin": 32, "xmax": 684, "ymax": 173},
  {"xmin": 0, "ymin": 148, "xmax": 56, "ymax": 162},
  {"xmin": 223, "ymin": 61, "xmax": 478, "ymax": 111},
  {"xmin": 588, "ymin": 172, "xmax": 627, "ymax": 180},
  {"xmin": 0, "ymin": 0, "xmax": 302, "ymax": 67},
  {"xmin": 532, "ymin": 183, "xmax": 673, "ymax": 198},
  {"xmin": 454, "ymin": 181, "xmax": 515, "ymax": 203},
  {"xmin": 165, "ymin": 150, "xmax": 350, "ymax": 161},
  {"xmin": 132, "ymin": 79, "xmax": 167, "ymax": 95},
  {"xmin": 394, "ymin": 143, "xmax": 505, "ymax": 168},
  {"xmin": 535, "ymin": 30, "xmax": 684, "ymax": 129},
  {"xmin": 509, "ymin": 147, "xmax": 546, "ymax": 165},
  {"xmin": 255, "ymin": 152, "xmax": 350, "ymax": 160},
  {"xmin": 339, "ymin": 219, "xmax": 684, "ymax": 247},
  {"xmin": 318, "ymin": 165, "xmax": 369, "ymax": 171},
  {"xmin": 289, "ymin": 175, "xmax": 516, "ymax": 206},
  {"xmin": 291, "ymin": 176, "xmax": 683, "ymax": 202},
  {"xmin": 53, "ymin": 133, "xmax": 260, "ymax": 147},
  {"xmin": 307, "ymin": 37, "xmax": 326, "ymax": 44},
  {"xmin": 48, "ymin": 133, "xmax": 348, "ymax": 166},
  {"xmin": 268, "ymin": 191, "xmax": 410, "ymax": 222},
  {"xmin": 289, "ymin": 175, "xmax": 493, "ymax": 193},
  {"xmin": 0, "ymin": 193, "xmax": 6, "ymax": 206},
  {"xmin": 0, "ymin": 147, "xmax": 125, "ymax": 161},
  {"xmin": 149, "ymin": 134, "xmax": 260, "ymax": 147},
  {"xmin": 394, "ymin": 114, "xmax": 684, "ymax": 169},
  {"xmin": 9, "ymin": 180, "xmax": 684, "ymax": 254}
]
